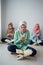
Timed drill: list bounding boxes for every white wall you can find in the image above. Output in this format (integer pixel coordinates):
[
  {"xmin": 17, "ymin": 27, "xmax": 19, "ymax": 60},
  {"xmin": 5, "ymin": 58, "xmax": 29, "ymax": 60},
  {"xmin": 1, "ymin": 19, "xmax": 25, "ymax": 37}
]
[
  {"xmin": 1, "ymin": 0, "xmax": 6, "ymax": 37},
  {"xmin": 0, "ymin": 0, "xmax": 1, "ymax": 41},
  {"xmin": 1, "ymin": 0, "xmax": 43, "ymax": 39}
]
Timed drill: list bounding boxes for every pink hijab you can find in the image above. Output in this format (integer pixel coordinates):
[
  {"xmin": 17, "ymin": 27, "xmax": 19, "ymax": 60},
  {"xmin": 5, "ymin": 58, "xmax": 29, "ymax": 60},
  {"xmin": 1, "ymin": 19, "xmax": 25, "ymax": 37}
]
[{"xmin": 33, "ymin": 24, "xmax": 40, "ymax": 34}]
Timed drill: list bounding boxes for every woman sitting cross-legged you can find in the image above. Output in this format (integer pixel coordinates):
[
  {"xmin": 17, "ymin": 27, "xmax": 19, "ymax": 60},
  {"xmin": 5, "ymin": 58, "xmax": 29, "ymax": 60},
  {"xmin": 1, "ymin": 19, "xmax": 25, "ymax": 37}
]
[
  {"xmin": 30, "ymin": 23, "xmax": 43, "ymax": 45},
  {"xmin": 7, "ymin": 21, "xmax": 37, "ymax": 60},
  {"xmin": 1, "ymin": 22, "xmax": 14, "ymax": 44}
]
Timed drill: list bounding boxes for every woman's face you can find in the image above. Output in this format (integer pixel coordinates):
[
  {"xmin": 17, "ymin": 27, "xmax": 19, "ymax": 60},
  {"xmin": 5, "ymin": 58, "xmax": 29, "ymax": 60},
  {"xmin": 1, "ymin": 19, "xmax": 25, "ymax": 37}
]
[
  {"xmin": 8, "ymin": 25, "xmax": 13, "ymax": 29},
  {"xmin": 34, "ymin": 24, "xmax": 39, "ymax": 30},
  {"xmin": 20, "ymin": 24, "xmax": 26, "ymax": 33}
]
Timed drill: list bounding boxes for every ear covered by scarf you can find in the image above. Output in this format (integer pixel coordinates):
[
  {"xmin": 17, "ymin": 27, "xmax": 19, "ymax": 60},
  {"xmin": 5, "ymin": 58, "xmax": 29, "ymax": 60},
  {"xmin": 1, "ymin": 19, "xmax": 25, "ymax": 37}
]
[{"xmin": 33, "ymin": 24, "xmax": 40, "ymax": 34}]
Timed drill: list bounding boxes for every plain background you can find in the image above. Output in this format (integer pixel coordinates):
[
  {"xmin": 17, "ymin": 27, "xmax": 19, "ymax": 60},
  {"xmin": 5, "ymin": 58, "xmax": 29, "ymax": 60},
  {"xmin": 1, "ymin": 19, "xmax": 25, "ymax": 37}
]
[
  {"xmin": 1, "ymin": 0, "xmax": 43, "ymax": 39},
  {"xmin": 0, "ymin": 0, "xmax": 1, "ymax": 41}
]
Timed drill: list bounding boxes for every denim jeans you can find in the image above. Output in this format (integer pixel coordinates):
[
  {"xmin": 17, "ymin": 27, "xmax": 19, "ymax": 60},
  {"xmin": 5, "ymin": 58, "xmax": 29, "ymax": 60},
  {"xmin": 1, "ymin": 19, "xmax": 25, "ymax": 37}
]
[{"xmin": 8, "ymin": 44, "xmax": 37, "ymax": 56}]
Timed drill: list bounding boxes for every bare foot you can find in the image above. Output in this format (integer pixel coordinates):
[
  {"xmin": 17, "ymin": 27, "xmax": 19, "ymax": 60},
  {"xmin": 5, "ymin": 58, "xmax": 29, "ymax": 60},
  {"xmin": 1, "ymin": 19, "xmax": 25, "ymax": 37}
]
[{"xmin": 11, "ymin": 52, "xmax": 16, "ymax": 55}]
